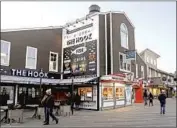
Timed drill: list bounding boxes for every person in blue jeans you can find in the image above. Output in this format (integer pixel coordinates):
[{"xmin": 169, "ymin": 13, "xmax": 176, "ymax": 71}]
[
  {"xmin": 158, "ymin": 90, "xmax": 167, "ymax": 114},
  {"xmin": 44, "ymin": 89, "xmax": 58, "ymax": 125}
]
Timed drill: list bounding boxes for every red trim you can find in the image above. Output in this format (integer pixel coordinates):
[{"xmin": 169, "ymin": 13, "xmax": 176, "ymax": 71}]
[{"xmin": 100, "ymin": 80, "xmax": 125, "ymax": 84}]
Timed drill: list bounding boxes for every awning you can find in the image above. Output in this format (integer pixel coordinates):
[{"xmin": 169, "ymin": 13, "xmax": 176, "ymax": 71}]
[
  {"xmin": 1, "ymin": 75, "xmax": 98, "ymax": 85},
  {"xmin": 1, "ymin": 75, "xmax": 60, "ymax": 85},
  {"xmin": 59, "ymin": 77, "xmax": 98, "ymax": 85}
]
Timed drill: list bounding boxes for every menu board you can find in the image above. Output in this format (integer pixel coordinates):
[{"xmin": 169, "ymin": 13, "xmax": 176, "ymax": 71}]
[
  {"xmin": 78, "ymin": 87, "xmax": 93, "ymax": 101},
  {"xmin": 63, "ymin": 40, "xmax": 97, "ymax": 79},
  {"xmin": 115, "ymin": 87, "xmax": 125, "ymax": 100},
  {"xmin": 102, "ymin": 87, "xmax": 113, "ymax": 100}
]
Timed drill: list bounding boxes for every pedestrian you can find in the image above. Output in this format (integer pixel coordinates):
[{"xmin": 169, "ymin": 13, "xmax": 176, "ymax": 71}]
[
  {"xmin": 143, "ymin": 89, "xmax": 148, "ymax": 106},
  {"xmin": 158, "ymin": 90, "xmax": 167, "ymax": 115},
  {"xmin": 67, "ymin": 92, "xmax": 75, "ymax": 115},
  {"xmin": 44, "ymin": 89, "xmax": 58, "ymax": 125},
  {"xmin": 148, "ymin": 91, "xmax": 154, "ymax": 106},
  {"xmin": 41, "ymin": 91, "xmax": 48, "ymax": 124},
  {"xmin": 75, "ymin": 93, "xmax": 81, "ymax": 110}
]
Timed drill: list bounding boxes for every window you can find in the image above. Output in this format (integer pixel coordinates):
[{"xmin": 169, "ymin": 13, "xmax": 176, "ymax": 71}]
[
  {"xmin": 115, "ymin": 87, "xmax": 125, "ymax": 100},
  {"xmin": 158, "ymin": 73, "xmax": 161, "ymax": 77},
  {"xmin": 154, "ymin": 60, "xmax": 156, "ymax": 65},
  {"xmin": 146, "ymin": 57, "xmax": 149, "ymax": 63},
  {"xmin": 1, "ymin": 40, "xmax": 11, "ymax": 66},
  {"xmin": 136, "ymin": 64, "xmax": 138, "ymax": 78},
  {"xmin": 140, "ymin": 66, "xmax": 144, "ymax": 78},
  {"xmin": 119, "ymin": 52, "xmax": 131, "ymax": 72},
  {"xmin": 151, "ymin": 58, "xmax": 153, "ymax": 64},
  {"xmin": 49, "ymin": 52, "xmax": 58, "ymax": 72},
  {"xmin": 120, "ymin": 23, "xmax": 128, "ymax": 49},
  {"xmin": 102, "ymin": 86, "xmax": 113, "ymax": 100},
  {"xmin": 25, "ymin": 46, "xmax": 37, "ymax": 69}
]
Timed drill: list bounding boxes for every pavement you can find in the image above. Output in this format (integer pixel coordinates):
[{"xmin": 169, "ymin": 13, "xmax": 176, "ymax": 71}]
[{"xmin": 1, "ymin": 98, "xmax": 176, "ymax": 127}]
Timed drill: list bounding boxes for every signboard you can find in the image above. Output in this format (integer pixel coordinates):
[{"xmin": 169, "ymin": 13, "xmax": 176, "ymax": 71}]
[
  {"xmin": 0, "ymin": 68, "xmax": 48, "ymax": 78},
  {"xmin": 125, "ymin": 50, "xmax": 136, "ymax": 61},
  {"xmin": 62, "ymin": 15, "xmax": 99, "ymax": 79}
]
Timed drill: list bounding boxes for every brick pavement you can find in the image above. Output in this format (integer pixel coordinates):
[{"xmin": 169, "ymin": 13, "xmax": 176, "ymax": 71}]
[{"xmin": 1, "ymin": 98, "xmax": 176, "ymax": 127}]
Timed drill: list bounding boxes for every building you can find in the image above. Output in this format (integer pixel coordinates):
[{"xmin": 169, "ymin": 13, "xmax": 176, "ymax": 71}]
[
  {"xmin": 139, "ymin": 48, "xmax": 175, "ymax": 97},
  {"xmin": 61, "ymin": 5, "xmax": 147, "ymax": 110},
  {"xmin": 1, "ymin": 27, "xmax": 63, "ymax": 105},
  {"xmin": 1, "ymin": 4, "xmax": 147, "ymax": 110}
]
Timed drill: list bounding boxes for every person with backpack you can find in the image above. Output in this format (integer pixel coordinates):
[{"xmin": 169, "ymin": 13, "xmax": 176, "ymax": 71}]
[
  {"xmin": 158, "ymin": 90, "xmax": 167, "ymax": 115},
  {"xmin": 43, "ymin": 89, "xmax": 58, "ymax": 125}
]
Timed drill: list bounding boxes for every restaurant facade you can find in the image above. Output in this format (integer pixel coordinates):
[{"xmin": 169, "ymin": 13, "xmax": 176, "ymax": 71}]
[
  {"xmin": 59, "ymin": 5, "xmax": 147, "ymax": 110},
  {"xmin": 1, "ymin": 5, "xmax": 147, "ymax": 110}
]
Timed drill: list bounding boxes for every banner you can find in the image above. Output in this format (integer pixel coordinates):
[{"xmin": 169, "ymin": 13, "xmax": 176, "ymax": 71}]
[
  {"xmin": 62, "ymin": 15, "xmax": 99, "ymax": 79},
  {"xmin": 63, "ymin": 40, "xmax": 97, "ymax": 79},
  {"xmin": 125, "ymin": 50, "xmax": 136, "ymax": 61}
]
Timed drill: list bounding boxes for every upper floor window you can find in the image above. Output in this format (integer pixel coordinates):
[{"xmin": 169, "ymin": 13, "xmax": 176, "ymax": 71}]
[
  {"xmin": 154, "ymin": 60, "xmax": 156, "ymax": 65},
  {"xmin": 25, "ymin": 46, "xmax": 37, "ymax": 69},
  {"xmin": 1, "ymin": 40, "xmax": 11, "ymax": 66},
  {"xmin": 151, "ymin": 58, "xmax": 153, "ymax": 64},
  {"xmin": 119, "ymin": 52, "xmax": 131, "ymax": 72},
  {"xmin": 49, "ymin": 52, "xmax": 58, "ymax": 72},
  {"xmin": 146, "ymin": 57, "xmax": 149, "ymax": 63},
  {"xmin": 140, "ymin": 66, "xmax": 144, "ymax": 78},
  {"xmin": 120, "ymin": 23, "xmax": 128, "ymax": 49}
]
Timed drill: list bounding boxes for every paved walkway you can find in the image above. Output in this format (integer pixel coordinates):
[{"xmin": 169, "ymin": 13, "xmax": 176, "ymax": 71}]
[{"xmin": 1, "ymin": 98, "xmax": 176, "ymax": 127}]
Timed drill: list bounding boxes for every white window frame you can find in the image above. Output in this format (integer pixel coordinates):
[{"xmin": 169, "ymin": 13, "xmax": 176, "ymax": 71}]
[
  {"xmin": 146, "ymin": 56, "xmax": 149, "ymax": 63},
  {"xmin": 136, "ymin": 64, "xmax": 138, "ymax": 78},
  {"xmin": 141, "ymin": 66, "xmax": 145, "ymax": 78},
  {"xmin": 1, "ymin": 40, "xmax": 11, "ymax": 66},
  {"xmin": 120, "ymin": 23, "xmax": 129, "ymax": 49},
  {"xmin": 49, "ymin": 51, "xmax": 58, "ymax": 72},
  {"xmin": 154, "ymin": 60, "xmax": 156, "ymax": 65},
  {"xmin": 119, "ymin": 52, "xmax": 131, "ymax": 72},
  {"xmin": 25, "ymin": 46, "xmax": 37, "ymax": 69}
]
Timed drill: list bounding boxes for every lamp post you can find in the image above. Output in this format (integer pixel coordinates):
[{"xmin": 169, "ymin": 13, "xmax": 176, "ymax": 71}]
[{"xmin": 39, "ymin": 68, "xmax": 43, "ymax": 100}]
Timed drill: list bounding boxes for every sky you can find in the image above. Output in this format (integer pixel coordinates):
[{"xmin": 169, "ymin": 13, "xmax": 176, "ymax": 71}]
[{"xmin": 1, "ymin": 2, "xmax": 176, "ymax": 73}]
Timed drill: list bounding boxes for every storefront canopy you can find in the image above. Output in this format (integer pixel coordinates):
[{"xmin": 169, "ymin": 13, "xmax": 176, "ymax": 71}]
[
  {"xmin": 1, "ymin": 75, "xmax": 60, "ymax": 85},
  {"xmin": 58, "ymin": 77, "xmax": 98, "ymax": 85},
  {"xmin": 1, "ymin": 75, "xmax": 98, "ymax": 85}
]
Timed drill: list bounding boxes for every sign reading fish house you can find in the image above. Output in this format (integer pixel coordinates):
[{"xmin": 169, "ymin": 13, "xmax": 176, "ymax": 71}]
[{"xmin": 62, "ymin": 15, "xmax": 99, "ymax": 79}]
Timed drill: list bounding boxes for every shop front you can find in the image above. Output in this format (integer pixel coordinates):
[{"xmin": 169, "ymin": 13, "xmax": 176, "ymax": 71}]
[
  {"xmin": 99, "ymin": 74, "xmax": 133, "ymax": 110},
  {"xmin": 0, "ymin": 68, "xmax": 60, "ymax": 106}
]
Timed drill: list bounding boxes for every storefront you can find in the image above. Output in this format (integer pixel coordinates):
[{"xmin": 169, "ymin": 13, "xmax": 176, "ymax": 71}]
[
  {"xmin": 0, "ymin": 68, "xmax": 60, "ymax": 106},
  {"xmin": 99, "ymin": 74, "xmax": 133, "ymax": 110}
]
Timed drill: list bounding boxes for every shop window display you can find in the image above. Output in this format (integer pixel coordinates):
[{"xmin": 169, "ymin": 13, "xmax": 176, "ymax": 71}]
[
  {"xmin": 115, "ymin": 87, "xmax": 125, "ymax": 100},
  {"xmin": 78, "ymin": 87, "xmax": 93, "ymax": 101},
  {"xmin": 0, "ymin": 86, "xmax": 14, "ymax": 105},
  {"xmin": 102, "ymin": 87, "xmax": 113, "ymax": 100}
]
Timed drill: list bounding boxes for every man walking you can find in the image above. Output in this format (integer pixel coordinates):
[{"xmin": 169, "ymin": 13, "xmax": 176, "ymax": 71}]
[
  {"xmin": 44, "ymin": 89, "xmax": 58, "ymax": 125},
  {"xmin": 158, "ymin": 90, "xmax": 167, "ymax": 115},
  {"xmin": 143, "ymin": 89, "xmax": 148, "ymax": 106}
]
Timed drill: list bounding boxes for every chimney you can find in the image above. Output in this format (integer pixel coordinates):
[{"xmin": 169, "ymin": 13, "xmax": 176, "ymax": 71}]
[{"xmin": 89, "ymin": 4, "xmax": 100, "ymax": 15}]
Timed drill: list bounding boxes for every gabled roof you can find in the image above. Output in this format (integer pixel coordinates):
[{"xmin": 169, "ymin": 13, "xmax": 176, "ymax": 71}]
[{"xmin": 140, "ymin": 48, "xmax": 160, "ymax": 58}]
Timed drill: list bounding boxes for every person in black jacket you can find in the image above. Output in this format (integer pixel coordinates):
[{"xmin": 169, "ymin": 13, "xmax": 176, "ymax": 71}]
[
  {"xmin": 143, "ymin": 89, "xmax": 148, "ymax": 106},
  {"xmin": 148, "ymin": 92, "xmax": 154, "ymax": 106},
  {"xmin": 158, "ymin": 90, "xmax": 167, "ymax": 114},
  {"xmin": 44, "ymin": 89, "xmax": 58, "ymax": 125}
]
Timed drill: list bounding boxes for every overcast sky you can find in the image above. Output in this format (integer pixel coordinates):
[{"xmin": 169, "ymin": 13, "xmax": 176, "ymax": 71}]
[{"xmin": 1, "ymin": 2, "xmax": 176, "ymax": 73}]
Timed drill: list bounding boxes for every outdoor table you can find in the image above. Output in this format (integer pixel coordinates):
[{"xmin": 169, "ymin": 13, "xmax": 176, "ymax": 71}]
[
  {"xmin": 0, "ymin": 106, "xmax": 8, "ymax": 123},
  {"xmin": 26, "ymin": 104, "xmax": 40, "ymax": 119}
]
